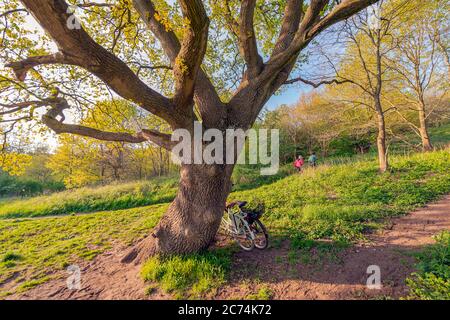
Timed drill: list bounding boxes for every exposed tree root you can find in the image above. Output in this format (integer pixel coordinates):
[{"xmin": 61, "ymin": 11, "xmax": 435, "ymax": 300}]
[{"xmin": 121, "ymin": 235, "xmax": 159, "ymax": 265}]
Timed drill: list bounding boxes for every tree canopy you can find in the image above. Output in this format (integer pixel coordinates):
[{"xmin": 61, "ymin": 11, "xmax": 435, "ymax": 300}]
[{"xmin": 1, "ymin": 0, "xmax": 378, "ymax": 150}]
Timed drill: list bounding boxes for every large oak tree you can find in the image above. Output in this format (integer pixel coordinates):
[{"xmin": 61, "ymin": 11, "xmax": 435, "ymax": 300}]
[{"xmin": 1, "ymin": 0, "xmax": 378, "ymax": 263}]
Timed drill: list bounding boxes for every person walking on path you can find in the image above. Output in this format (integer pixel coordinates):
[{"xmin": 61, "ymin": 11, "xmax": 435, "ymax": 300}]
[
  {"xmin": 294, "ymin": 155, "xmax": 305, "ymax": 173},
  {"xmin": 308, "ymin": 152, "xmax": 318, "ymax": 167}
]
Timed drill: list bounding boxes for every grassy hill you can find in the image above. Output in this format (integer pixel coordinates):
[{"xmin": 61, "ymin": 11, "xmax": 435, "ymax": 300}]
[
  {"xmin": 0, "ymin": 166, "xmax": 292, "ymax": 219},
  {"xmin": 0, "ymin": 149, "xmax": 449, "ymax": 297}
]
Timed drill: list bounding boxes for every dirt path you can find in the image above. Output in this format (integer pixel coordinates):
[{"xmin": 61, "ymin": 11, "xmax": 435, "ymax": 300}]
[{"xmin": 10, "ymin": 195, "xmax": 450, "ymax": 300}]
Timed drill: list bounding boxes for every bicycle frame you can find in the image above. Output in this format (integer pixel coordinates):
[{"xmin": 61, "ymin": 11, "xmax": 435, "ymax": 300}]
[{"xmin": 221, "ymin": 207, "xmax": 254, "ymax": 240}]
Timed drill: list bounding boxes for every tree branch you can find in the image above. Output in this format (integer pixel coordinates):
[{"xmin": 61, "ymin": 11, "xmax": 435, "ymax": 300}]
[
  {"xmin": 1, "ymin": 95, "xmax": 175, "ymax": 150},
  {"xmin": 263, "ymin": 0, "xmax": 379, "ymax": 84},
  {"xmin": 132, "ymin": 0, "xmax": 224, "ymax": 128},
  {"xmin": 0, "ymin": 101, "xmax": 46, "ymax": 115},
  {"xmin": 5, "ymin": 53, "xmax": 70, "ymax": 81},
  {"xmin": 172, "ymin": 0, "xmax": 210, "ymax": 109},
  {"xmin": 0, "ymin": 8, "xmax": 27, "ymax": 19},
  {"xmin": 306, "ymin": 0, "xmax": 377, "ymax": 39},
  {"xmin": 18, "ymin": 0, "xmax": 181, "ymax": 127},
  {"xmin": 41, "ymin": 97, "xmax": 175, "ymax": 149},
  {"xmin": 272, "ymin": 0, "xmax": 304, "ymax": 57},
  {"xmin": 239, "ymin": 0, "xmax": 263, "ymax": 79},
  {"xmin": 76, "ymin": 2, "xmax": 113, "ymax": 8},
  {"xmin": 140, "ymin": 128, "xmax": 175, "ymax": 150},
  {"xmin": 222, "ymin": 0, "xmax": 239, "ymax": 37}
]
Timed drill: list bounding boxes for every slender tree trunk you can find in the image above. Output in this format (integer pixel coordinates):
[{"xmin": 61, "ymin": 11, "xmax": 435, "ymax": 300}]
[
  {"xmin": 418, "ymin": 100, "xmax": 433, "ymax": 151},
  {"xmin": 122, "ymin": 163, "xmax": 234, "ymax": 263},
  {"xmin": 159, "ymin": 148, "xmax": 164, "ymax": 176},
  {"xmin": 373, "ymin": 29, "xmax": 388, "ymax": 173},
  {"xmin": 376, "ymin": 111, "xmax": 388, "ymax": 173}
]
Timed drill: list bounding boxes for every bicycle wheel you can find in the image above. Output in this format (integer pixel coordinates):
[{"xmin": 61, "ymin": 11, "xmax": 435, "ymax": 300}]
[
  {"xmin": 232, "ymin": 215, "xmax": 255, "ymax": 251},
  {"xmin": 252, "ymin": 219, "xmax": 269, "ymax": 249}
]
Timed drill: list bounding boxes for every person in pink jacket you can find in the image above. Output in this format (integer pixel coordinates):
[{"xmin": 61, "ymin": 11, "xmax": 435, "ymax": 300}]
[{"xmin": 293, "ymin": 155, "xmax": 304, "ymax": 173}]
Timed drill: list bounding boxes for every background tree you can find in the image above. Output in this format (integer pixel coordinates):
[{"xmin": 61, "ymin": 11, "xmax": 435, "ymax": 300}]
[
  {"xmin": 48, "ymin": 100, "xmax": 174, "ymax": 187},
  {"xmin": 314, "ymin": 0, "xmax": 412, "ymax": 172},
  {"xmin": 385, "ymin": 0, "xmax": 449, "ymax": 151},
  {"xmin": 261, "ymin": 88, "xmax": 376, "ymax": 161}
]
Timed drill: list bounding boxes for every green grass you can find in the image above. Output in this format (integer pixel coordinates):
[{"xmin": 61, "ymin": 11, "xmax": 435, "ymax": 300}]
[
  {"xmin": 0, "ymin": 178, "xmax": 178, "ymax": 219},
  {"xmin": 405, "ymin": 231, "xmax": 450, "ymax": 300},
  {"xmin": 390, "ymin": 123, "xmax": 450, "ymax": 153},
  {"xmin": 288, "ymin": 238, "xmax": 348, "ymax": 265},
  {"xmin": 139, "ymin": 149, "xmax": 449, "ymax": 297},
  {"xmin": 0, "ymin": 204, "xmax": 167, "ymax": 295},
  {"xmin": 0, "ymin": 149, "xmax": 449, "ymax": 297},
  {"xmin": 0, "ymin": 165, "xmax": 290, "ymax": 219},
  {"xmin": 247, "ymin": 286, "xmax": 274, "ymax": 300},
  {"xmin": 231, "ymin": 164, "xmax": 292, "ymax": 191},
  {"xmin": 425, "ymin": 124, "xmax": 450, "ymax": 149},
  {"xmin": 141, "ymin": 248, "xmax": 233, "ymax": 299},
  {"xmin": 230, "ymin": 150, "xmax": 450, "ymax": 243}
]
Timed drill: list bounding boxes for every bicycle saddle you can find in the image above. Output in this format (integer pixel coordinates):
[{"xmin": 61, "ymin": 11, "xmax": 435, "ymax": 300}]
[
  {"xmin": 226, "ymin": 201, "xmax": 247, "ymax": 209},
  {"xmin": 237, "ymin": 201, "xmax": 247, "ymax": 208}
]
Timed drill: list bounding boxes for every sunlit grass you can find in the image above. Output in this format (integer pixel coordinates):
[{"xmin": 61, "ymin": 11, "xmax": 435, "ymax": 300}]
[
  {"xmin": 0, "ymin": 166, "xmax": 291, "ymax": 219},
  {"xmin": 0, "ymin": 204, "xmax": 167, "ymax": 296},
  {"xmin": 0, "ymin": 178, "xmax": 177, "ymax": 219},
  {"xmin": 141, "ymin": 248, "xmax": 233, "ymax": 299},
  {"xmin": 0, "ymin": 149, "xmax": 449, "ymax": 297},
  {"xmin": 405, "ymin": 231, "xmax": 450, "ymax": 300},
  {"xmin": 229, "ymin": 150, "xmax": 450, "ymax": 243}
]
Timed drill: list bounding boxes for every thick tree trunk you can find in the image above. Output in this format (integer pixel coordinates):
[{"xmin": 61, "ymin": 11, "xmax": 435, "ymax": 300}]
[
  {"xmin": 418, "ymin": 102, "xmax": 433, "ymax": 151},
  {"xmin": 122, "ymin": 163, "xmax": 234, "ymax": 264},
  {"xmin": 376, "ymin": 112, "xmax": 388, "ymax": 173}
]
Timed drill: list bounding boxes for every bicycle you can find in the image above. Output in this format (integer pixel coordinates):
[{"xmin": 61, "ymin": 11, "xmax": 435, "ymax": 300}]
[{"xmin": 220, "ymin": 201, "xmax": 269, "ymax": 251}]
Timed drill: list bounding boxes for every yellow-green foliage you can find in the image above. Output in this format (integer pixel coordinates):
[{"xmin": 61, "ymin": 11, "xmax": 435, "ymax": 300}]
[
  {"xmin": 247, "ymin": 286, "xmax": 274, "ymax": 300},
  {"xmin": 46, "ymin": 100, "xmax": 173, "ymax": 189},
  {"xmin": 0, "ymin": 153, "xmax": 32, "ymax": 176}
]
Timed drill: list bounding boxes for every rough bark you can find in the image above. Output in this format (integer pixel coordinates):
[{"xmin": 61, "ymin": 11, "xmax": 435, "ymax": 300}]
[
  {"xmin": 122, "ymin": 163, "xmax": 234, "ymax": 263},
  {"xmin": 418, "ymin": 102, "xmax": 433, "ymax": 151},
  {"xmin": 376, "ymin": 111, "xmax": 388, "ymax": 173}
]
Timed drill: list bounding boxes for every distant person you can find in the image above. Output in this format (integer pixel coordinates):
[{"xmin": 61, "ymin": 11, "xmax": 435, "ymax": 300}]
[
  {"xmin": 293, "ymin": 155, "xmax": 304, "ymax": 173},
  {"xmin": 308, "ymin": 152, "xmax": 317, "ymax": 167}
]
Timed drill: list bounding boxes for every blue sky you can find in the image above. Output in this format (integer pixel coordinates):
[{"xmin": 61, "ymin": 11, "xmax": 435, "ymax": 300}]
[{"xmin": 266, "ymin": 85, "xmax": 312, "ymax": 110}]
